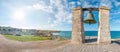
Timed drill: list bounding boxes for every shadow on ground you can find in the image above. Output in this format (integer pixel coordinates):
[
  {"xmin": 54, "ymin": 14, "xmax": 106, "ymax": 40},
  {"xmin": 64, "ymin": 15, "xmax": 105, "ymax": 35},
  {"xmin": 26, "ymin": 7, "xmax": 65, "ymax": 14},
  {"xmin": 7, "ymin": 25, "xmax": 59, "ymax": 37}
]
[
  {"xmin": 112, "ymin": 40, "xmax": 120, "ymax": 45},
  {"xmin": 85, "ymin": 38, "xmax": 97, "ymax": 43},
  {"xmin": 85, "ymin": 37, "xmax": 120, "ymax": 45}
]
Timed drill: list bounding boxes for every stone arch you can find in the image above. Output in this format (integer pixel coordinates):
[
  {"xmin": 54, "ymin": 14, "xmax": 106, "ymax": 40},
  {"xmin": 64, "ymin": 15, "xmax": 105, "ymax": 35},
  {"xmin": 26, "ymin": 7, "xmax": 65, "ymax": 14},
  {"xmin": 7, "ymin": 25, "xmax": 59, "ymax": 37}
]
[{"xmin": 71, "ymin": 6, "xmax": 111, "ymax": 44}]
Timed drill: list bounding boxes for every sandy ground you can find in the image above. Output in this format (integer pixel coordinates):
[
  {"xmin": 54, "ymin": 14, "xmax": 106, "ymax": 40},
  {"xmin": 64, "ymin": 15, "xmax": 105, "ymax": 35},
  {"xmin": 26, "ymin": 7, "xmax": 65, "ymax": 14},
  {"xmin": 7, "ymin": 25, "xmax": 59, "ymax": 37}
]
[
  {"xmin": 0, "ymin": 34, "xmax": 120, "ymax": 52},
  {"xmin": 0, "ymin": 34, "xmax": 69, "ymax": 52}
]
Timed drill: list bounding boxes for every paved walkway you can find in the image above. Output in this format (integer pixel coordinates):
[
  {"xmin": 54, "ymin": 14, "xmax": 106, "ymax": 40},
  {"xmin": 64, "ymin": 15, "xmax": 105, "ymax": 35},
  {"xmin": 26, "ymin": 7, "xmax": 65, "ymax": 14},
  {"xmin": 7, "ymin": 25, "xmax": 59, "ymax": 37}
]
[{"xmin": 0, "ymin": 34, "xmax": 120, "ymax": 52}]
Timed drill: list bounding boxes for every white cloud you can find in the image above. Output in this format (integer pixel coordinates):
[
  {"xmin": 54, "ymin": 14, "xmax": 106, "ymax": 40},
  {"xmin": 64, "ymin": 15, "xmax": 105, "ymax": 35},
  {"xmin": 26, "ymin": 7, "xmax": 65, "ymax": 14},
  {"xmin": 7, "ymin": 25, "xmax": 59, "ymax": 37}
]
[
  {"xmin": 113, "ymin": 0, "xmax": 120, "ymax": 7},
  {"xmin": 99, "ymin": 0, "xmax": 114, "ymax": 8},
  {"xmin": 113, "ymin": 20, "xmax": 120, "ymax": 23},
  {"xmin": 82, "ymin": 1, "xmax": 98, "ymax": 8},
  {"xmin": 77, "ymin": 1, "xmax": 81, "ymax": 5},
  {"xmin": 78, "ymin": 0, "xmax": 113, "ymax": 8},
  {"xmin": 48, "ymin": 0, "xmax": 71, "ymax": 26},
  {"xmin": 69, "ymin": 1, "xmax": 76, "ymax": 5},
  {"xmin": 26, "ymin": 0, "xmax": 72, "ymax": 30},
  {"xmin": 68, "ymin": 1, "xmax": 76, "ymax": 9},
  {"xmin": 26, "ymin": 0, "xmax": 116, "ymax": 29},
  {"xmin": 26, "ymin": 1, "xmax": 53, "ymax": 13},
  {"xmin": 111, "ymin": 11, "xmax": 120, "ymax": 15}
]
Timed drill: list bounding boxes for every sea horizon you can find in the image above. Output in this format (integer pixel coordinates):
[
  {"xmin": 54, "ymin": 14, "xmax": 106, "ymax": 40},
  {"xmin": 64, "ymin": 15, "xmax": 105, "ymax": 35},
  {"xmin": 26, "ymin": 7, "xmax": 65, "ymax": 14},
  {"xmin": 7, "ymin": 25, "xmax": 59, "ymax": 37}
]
[{"xmin": 58, "ymin": 31, "xmax": 120, "ymax": 39}]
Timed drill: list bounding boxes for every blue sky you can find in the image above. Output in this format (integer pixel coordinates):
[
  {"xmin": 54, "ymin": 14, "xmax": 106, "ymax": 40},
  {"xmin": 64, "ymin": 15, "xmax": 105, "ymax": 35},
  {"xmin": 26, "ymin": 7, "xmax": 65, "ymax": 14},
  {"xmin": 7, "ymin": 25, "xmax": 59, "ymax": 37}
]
[{"xmin": 0, "ymin": 0, "xmax": 120, "ymax": 31}]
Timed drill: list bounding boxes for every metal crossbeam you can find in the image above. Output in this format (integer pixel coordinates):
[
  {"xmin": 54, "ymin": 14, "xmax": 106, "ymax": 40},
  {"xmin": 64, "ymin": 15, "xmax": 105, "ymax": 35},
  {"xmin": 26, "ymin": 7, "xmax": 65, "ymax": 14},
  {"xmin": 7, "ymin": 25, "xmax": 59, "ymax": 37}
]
[{"xmin": 83, "ymin": 8, "xmax": 99, "ymax": 11}]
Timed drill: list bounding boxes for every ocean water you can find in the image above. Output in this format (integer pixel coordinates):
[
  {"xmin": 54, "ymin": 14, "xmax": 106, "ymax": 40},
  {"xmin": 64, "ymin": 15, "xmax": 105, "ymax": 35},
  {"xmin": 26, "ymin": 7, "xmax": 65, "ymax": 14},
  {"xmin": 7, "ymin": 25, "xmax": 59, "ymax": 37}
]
[{"xmin": 57, "ymin": 31, "xmax": 120, "ymax": 39}]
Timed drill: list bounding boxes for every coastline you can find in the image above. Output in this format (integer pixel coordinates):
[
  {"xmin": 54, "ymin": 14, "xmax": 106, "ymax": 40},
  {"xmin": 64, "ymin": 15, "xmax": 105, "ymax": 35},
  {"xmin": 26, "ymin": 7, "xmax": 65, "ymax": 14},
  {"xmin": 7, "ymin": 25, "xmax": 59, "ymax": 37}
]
[{"xmin": 0, "ymin": 34, "xmax": 120, "ymax": 52}]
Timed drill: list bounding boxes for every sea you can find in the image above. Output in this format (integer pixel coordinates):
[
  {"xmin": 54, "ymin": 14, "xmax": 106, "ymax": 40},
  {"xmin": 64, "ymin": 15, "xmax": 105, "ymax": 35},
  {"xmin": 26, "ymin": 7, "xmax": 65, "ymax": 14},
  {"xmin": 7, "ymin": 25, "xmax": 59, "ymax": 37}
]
[{"xmin": 54, "ymin": 31, "xmax": 120, "ymax": 39}]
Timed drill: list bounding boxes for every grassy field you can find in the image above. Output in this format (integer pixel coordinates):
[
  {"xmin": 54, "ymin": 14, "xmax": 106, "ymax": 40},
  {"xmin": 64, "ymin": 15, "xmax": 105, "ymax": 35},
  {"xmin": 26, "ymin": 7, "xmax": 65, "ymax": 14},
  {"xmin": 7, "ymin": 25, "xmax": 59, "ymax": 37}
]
[{"xmin": 3, "ymin": 35, "xmax": 52, "ymax": 42}]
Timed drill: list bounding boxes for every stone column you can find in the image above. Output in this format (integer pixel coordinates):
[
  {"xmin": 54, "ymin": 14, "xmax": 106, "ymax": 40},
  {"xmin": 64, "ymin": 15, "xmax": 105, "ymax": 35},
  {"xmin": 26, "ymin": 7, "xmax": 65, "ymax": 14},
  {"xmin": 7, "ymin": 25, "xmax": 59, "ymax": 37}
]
[
  {"xmin": 97, "ymin": 6, "xmax": 111, "ymax": 44},
  {"xmin": 71, "ymin": 7, "xmax": 85, "ymax": 44}
]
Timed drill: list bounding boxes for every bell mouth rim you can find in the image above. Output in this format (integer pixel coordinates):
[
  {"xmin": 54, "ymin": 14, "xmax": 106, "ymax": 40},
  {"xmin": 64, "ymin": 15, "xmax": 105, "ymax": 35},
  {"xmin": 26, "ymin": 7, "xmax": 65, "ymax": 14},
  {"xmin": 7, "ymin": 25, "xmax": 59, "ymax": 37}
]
[{"xmin": 84, "ymin": 20, "xmax": 96, "ymax": 24}]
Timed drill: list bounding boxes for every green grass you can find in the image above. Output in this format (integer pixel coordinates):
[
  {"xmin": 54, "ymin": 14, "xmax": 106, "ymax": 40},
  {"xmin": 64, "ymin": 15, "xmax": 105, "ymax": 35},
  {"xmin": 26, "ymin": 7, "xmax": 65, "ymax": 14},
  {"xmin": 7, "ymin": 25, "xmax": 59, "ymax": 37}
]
[{"xmin": 3, "ymin": 35, "xmax": 52, "ymax": 42}]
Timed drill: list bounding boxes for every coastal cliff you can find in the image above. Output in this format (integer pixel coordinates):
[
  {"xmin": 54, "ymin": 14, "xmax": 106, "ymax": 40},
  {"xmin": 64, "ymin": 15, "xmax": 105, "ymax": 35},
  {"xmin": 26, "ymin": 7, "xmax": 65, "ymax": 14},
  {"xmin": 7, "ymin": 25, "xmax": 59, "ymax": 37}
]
[{"xmin": 0, "ymin": 26, "xmax": 60, "ymax": 36}]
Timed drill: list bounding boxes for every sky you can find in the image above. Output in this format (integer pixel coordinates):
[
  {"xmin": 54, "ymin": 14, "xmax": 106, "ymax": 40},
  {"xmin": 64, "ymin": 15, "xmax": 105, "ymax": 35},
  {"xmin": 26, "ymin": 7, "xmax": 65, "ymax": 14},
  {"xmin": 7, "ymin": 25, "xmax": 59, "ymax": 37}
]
[{"xmin": 0, "ymin": 0, "xmax": 120, "ymax": 31}]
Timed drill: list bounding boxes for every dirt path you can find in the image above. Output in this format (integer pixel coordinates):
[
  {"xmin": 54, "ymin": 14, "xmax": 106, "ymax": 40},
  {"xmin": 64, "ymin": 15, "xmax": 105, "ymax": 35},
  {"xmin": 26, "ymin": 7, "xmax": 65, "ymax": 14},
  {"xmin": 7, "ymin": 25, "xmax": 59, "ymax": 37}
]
[{"xmin": 0, "ymin": 34, "xmax": 69, "ymax": 52}]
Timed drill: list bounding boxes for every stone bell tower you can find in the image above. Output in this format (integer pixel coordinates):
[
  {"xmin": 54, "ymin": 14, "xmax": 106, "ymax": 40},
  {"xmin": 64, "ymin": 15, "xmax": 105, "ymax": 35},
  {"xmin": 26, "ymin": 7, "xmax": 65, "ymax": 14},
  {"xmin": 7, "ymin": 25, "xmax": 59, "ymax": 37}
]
[{"xmin": 71, "ymin": 6, "xmax": 111, "ymax": 44}]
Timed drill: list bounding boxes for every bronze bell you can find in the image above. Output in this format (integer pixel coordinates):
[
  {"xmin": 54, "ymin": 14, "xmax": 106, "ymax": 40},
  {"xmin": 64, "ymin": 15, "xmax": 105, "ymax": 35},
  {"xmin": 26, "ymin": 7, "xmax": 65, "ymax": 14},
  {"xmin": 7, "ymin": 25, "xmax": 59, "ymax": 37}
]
[{"xmin": 84, "ymin": 11, "xmax": 96, "ymax": 24}]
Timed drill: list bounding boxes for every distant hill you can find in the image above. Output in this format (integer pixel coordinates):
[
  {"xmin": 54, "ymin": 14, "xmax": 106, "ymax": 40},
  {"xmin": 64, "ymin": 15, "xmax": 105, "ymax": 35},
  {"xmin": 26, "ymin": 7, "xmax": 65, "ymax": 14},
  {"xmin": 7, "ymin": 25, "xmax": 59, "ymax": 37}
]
[{"xmin": 0, "ymin": 26, "xmax": 60, "ymax": 36}]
